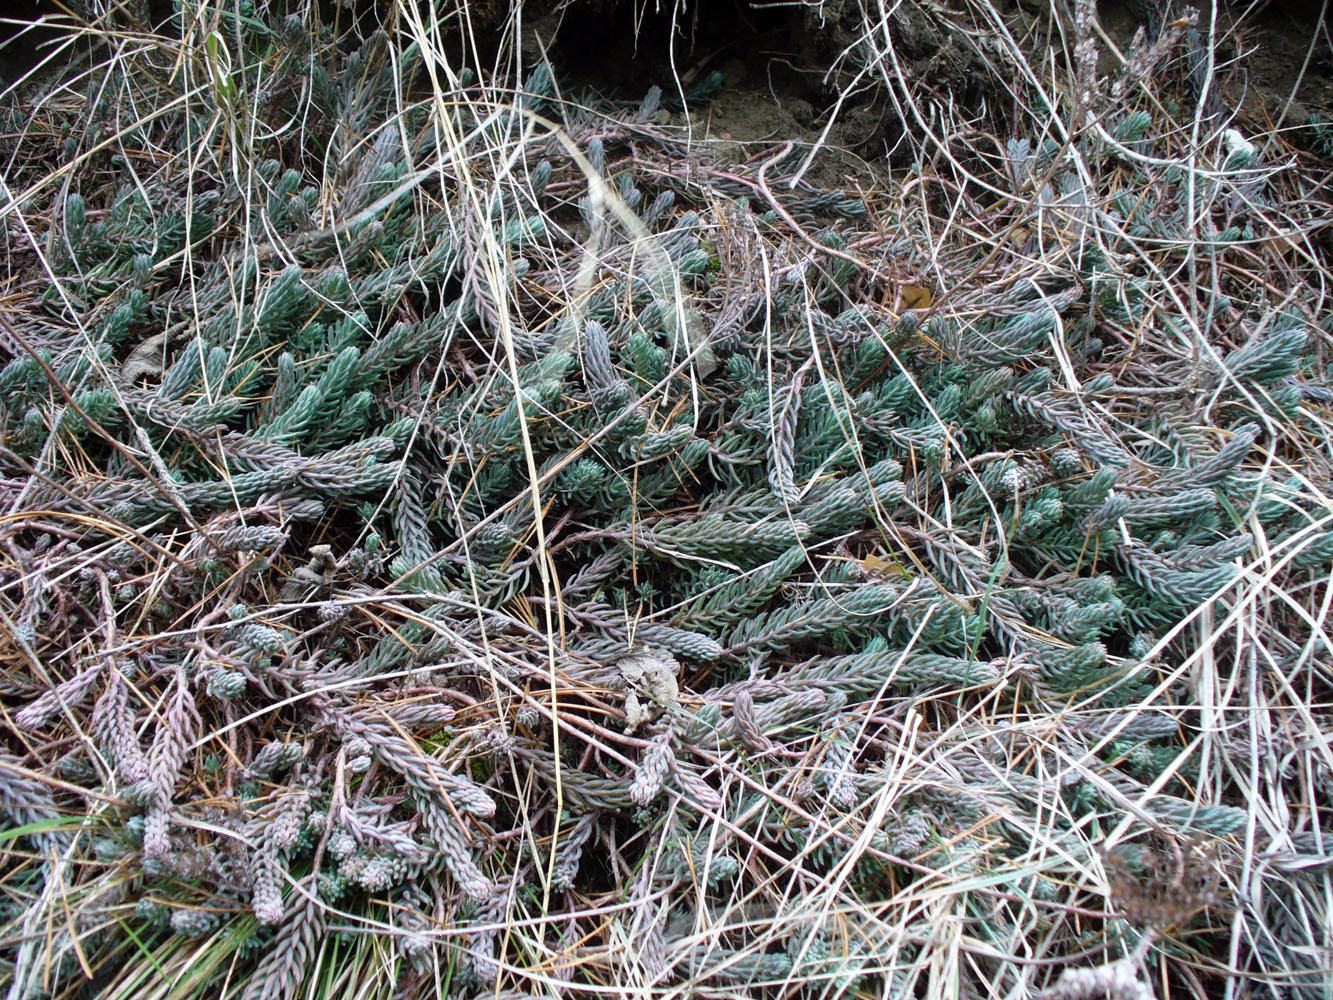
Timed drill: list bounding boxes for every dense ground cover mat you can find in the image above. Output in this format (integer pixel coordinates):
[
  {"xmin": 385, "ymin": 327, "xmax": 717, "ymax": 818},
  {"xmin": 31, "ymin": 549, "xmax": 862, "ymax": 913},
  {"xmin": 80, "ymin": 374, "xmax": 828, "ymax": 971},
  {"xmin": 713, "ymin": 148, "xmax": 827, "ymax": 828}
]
[{"xmin": 1, "ymin": 1, "xmax": 1331, "ymax": 997}]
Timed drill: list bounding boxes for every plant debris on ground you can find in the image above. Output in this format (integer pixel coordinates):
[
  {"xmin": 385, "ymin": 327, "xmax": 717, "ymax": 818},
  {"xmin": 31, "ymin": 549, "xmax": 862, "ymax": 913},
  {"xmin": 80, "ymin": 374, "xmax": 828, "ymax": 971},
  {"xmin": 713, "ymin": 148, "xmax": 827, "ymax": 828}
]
[{"xmin": 0, "ymin": 1, "xmax": 1330, "ymax": 998}]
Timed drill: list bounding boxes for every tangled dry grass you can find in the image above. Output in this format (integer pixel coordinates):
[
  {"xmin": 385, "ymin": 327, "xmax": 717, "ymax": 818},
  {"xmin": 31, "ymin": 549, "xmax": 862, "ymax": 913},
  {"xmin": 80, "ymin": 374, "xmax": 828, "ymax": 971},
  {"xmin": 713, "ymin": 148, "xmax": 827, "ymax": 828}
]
[{"xmin": 0, "ymin": 1, "xmax": 1330, "ymax": 998}]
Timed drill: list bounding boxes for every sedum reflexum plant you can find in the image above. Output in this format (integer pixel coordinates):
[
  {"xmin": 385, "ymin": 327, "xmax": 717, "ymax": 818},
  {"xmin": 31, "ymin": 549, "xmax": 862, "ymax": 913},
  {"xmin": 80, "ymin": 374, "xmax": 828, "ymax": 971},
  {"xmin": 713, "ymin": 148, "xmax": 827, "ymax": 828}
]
[{"xmin": 0, "ymin": 2, "xmax": 1330, "ymax": 999}]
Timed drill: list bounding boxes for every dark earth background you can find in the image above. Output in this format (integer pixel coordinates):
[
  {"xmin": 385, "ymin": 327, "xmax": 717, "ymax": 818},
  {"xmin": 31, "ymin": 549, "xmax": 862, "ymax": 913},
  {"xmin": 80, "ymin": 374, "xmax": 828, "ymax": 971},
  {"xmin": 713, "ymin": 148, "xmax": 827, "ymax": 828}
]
[{"xmin": 3, "ymin": 0, "xmax": 1331, "ymax": 188}]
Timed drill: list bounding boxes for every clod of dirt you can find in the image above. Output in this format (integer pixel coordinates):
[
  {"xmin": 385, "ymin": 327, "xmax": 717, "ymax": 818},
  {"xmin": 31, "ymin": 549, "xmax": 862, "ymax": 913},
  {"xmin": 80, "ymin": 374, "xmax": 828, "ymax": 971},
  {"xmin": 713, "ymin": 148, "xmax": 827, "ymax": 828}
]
[{"xmin": 617, "ymin": 648, "xmax": 682, "ymax": 732}]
